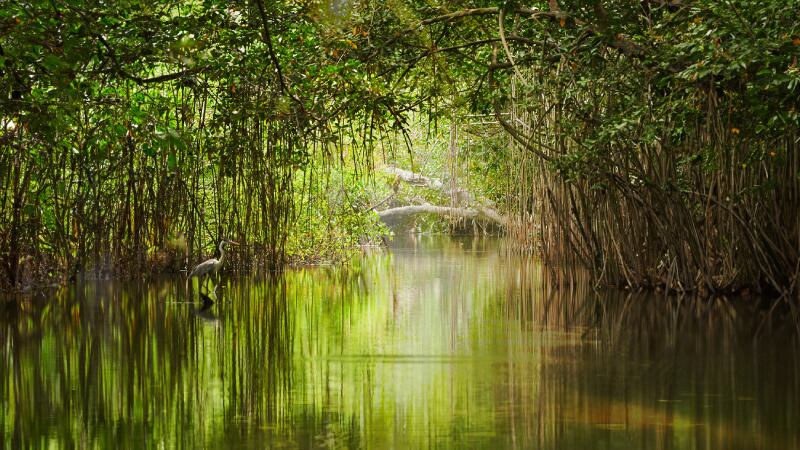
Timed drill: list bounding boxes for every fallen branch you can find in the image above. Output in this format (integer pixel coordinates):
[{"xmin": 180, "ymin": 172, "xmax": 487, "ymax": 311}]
[
  {"xmin": 378, "ymin": 204, "xmax": 504, "ymax": 225},
  {"xmin": 384, "ymin": 166, "xmax": 444, "ymax": 190},
  {"xmin": 380, "ymin": 166, "xmax": 506, "ymax": 228}
]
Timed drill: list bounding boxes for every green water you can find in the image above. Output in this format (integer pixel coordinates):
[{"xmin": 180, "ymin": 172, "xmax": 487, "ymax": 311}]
[{"xmin": 1, "ymin": 236, "xmax": 799, "ymax": 449}]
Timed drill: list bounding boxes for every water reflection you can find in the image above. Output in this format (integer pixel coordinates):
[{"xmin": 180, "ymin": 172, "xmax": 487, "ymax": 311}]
[{"xmin": 1, "ymin": 236, "xmax": 799, "ymax": 449}]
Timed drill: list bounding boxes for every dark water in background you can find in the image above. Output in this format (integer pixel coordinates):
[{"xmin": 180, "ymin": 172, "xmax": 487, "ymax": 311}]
[{"xmin": 1, "ymin": 236, "xmax": 799, "ymax": 449}]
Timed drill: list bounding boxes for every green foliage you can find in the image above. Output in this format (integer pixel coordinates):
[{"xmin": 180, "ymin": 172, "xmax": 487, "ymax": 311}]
[
  {"xmin": 0, "ymin": 0, "xmax": 407, "ymax": 285},
  {"xmin": 328, "ymin": 0, "xmax": 800, "ymax": 293},
  {"xmin": 288, "ymin": 165, "xmax": 388, "ymax": 264},
  {"xmin": 1, "ymin": 0, "xmax": 798, "ymax": 293}
]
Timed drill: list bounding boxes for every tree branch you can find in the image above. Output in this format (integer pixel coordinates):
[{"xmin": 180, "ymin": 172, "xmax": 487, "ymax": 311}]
[
  {"xmin": 409, "ymin": 6, "xmax": 646, "ymax": 59},
  {"xmin": 96, "ymin": 34, "xmax": 205, "ymax": 85},
  {"xmin": 253, "ymin": 0, "xmax": 311, "ymax": 118},
  {"xmin": 129, "ymin": 67, "xmax": 206, "ymax": 84},
  {"xmin": 253, "ymin": 0, "xmax": 289, "ymax": 94}
]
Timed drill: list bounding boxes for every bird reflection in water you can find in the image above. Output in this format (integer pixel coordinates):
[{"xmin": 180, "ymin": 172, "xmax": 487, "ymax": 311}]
[{"xmin": 190, "ymin": 290, "xmax": 219, "ymax": 323}]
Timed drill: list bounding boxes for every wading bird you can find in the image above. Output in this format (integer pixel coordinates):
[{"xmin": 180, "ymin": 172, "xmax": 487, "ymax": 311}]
[{"xmin": 189, "ymin": 239, "xmax": 238, "ymax": 291}]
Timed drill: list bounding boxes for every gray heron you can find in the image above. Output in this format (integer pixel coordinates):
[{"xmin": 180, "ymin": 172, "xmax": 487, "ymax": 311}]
[{"xmin": 189, "ymin": 239, "xmax": 239, "ymax": 291}]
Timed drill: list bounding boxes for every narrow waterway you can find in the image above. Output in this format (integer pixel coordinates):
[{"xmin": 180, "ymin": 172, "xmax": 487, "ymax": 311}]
[{"xmin": 1, "ymin": 236, "xmax": 799, "ymax": 449}]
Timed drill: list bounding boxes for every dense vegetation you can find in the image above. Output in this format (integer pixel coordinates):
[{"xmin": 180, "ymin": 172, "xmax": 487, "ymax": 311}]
[
  {"xmin": 1, "ymin": 0, "xmax": 392, "ymax": 286},
  {"xmin": 2, "ymin": 0, "xmax": 799, "ymax": 297}
]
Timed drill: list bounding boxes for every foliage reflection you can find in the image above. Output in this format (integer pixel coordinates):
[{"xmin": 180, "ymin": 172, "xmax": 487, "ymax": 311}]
[{"xmin": 2, "ymin": 237, "xmax": 799, "ymax": 449}]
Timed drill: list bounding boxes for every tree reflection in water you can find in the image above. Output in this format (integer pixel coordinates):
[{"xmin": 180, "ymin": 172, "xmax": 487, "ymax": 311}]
[{"xmin": 1, "ymin": 236, "xmax": 799, "ymax": 449}]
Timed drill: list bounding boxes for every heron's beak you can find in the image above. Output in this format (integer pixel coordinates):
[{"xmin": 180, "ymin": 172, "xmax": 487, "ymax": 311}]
[{"xmin": 227, "ymin": 240, "xmax": 240, "ymax": 246}]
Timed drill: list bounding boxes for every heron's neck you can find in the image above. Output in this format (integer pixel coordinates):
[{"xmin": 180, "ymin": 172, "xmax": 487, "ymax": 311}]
[{"xmin": 218, "ymin": 243, "xmax": 227, "ymax": 264}]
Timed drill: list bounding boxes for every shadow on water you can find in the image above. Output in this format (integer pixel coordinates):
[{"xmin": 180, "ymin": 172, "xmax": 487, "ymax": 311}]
[{"xmin": 1, "ymin": 235, "xmax": 799, "ymax": 449}]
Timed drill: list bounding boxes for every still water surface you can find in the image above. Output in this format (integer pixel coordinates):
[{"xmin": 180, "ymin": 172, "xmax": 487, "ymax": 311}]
[{"xmin": 2, "ymin": 237, "xmax": 799, "ymax": 449}]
